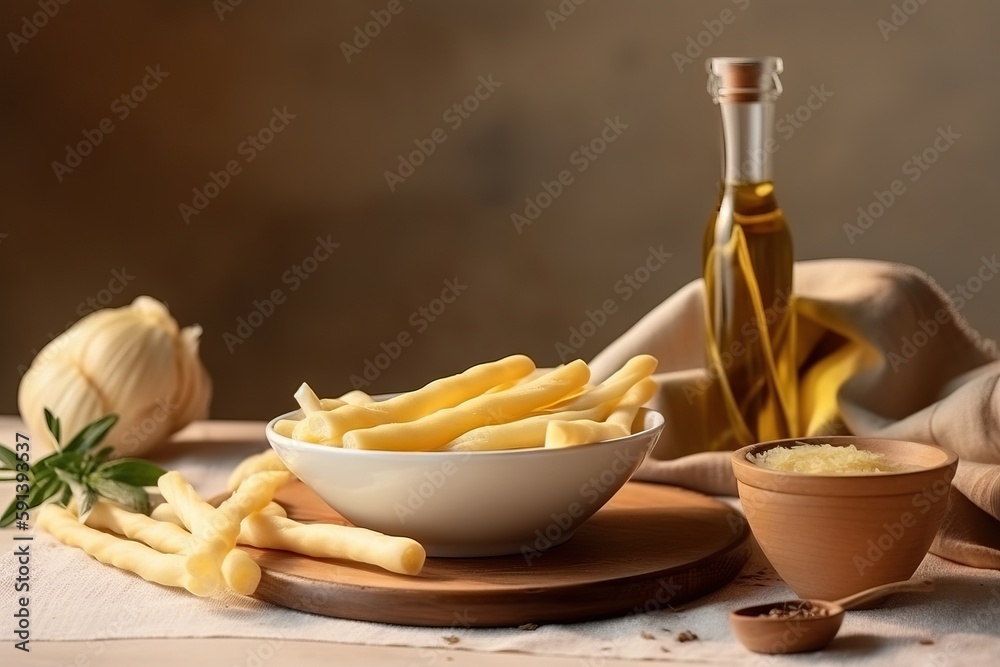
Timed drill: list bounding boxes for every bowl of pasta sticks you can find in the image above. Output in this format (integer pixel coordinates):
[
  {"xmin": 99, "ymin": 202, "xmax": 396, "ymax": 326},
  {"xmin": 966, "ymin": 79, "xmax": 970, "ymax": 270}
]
[{"xmin": 263, "ymin": 354, "xmax": 664, "ymax": 557}]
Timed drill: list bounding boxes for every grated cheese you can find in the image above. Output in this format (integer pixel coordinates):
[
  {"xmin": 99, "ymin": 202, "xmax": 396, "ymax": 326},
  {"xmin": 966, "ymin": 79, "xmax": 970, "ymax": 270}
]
[{"xmin": 749, "ymin": 443, "xmax": 899, "ymax": 474}]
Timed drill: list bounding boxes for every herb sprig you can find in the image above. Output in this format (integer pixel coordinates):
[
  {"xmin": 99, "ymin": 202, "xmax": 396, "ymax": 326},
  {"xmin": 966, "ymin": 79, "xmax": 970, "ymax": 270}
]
[{"xmin": 0, "ymin": 410, "xmax": 166, "ymax": 526}]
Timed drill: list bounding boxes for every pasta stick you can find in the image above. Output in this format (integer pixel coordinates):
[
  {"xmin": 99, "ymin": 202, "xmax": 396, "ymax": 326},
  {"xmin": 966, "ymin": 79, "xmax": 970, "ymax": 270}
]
[
  {"xmin": 337, "ymin": 390, "xmax": 374, "ymax": 405},
  {"xmin": 343, "ymin": 360, "xmax": 590, "ymax": 451},
  {"xmin": 153, "ymin": 500, "xmax": 286, "ymax": 525},
  {"xmin": 158, "ymin": 471, "xmax": 287, "ymax": 593},
  {"xmin": 545, "ymin": 378, "xmax": 658, "ymax": 448},
  {"xmin": 221, "ymin": 549, "xmax": 261, "ymax": 595},
  {"xmin": 239, "ymin": 513, "xmax": 425, "ymax": 575},
  {"xmin": 227, "ymin": 448, "xmax": 288, "ymax": 491},
  {"xmin": 446, "ymin": 402, "xmax": 617, "ymax": 451},
  {"xmin": 272, "ymin": 419, "xmax": 298, "ymax": 437},
  {"xmin": 303, "ymin": 354, "xmax": 536, "ymax": 444},
  {"xmin": 319, "ymin": 398, "xmax": 347, "ymax": 411},
  {"xmin": 85, "ymin": 501, "xmax": 216, "ymax": 579},
  {"xmin": 547, "ymin": 354, "xmax": 657, "ymax": 411},
  {"xmin": 38, "ymin": 504, "xmax": 214, "ymax": 596},
  {"xmin": 294, "ymin": 383, "xmax": 323, "ymax": 414}
]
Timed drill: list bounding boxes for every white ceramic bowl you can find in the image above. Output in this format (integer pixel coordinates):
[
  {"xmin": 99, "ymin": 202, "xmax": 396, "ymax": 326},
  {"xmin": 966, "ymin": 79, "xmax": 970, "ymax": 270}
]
[{"xmin": 265, "ymin": 408, "xmax": 664, "ymax": 557}]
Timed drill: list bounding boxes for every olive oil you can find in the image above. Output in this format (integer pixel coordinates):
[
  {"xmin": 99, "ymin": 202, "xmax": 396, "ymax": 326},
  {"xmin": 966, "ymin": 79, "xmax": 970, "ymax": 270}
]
[{"xmin": 703, "ymin": 58, "xmax": 797, "ymax": 449}]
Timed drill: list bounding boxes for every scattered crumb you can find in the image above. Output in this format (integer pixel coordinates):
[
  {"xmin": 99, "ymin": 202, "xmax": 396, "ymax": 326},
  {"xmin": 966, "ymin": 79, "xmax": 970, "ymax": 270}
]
[
  {"xmin": 919, "ymin": 638, "xmax": 935, "ymax": 645},
  {"xmin": 660, "ymin": 646, "xmax": 671, "ymax": 653},
  {"xmin": 518, "ymin": 623, "xmax": 539, "ymax": 632},
  {"xmin": 640, "ymin": 631, "xmax": 655, "ymax": 640},
  {"xmin": 661, "ymin": 627, "xmax": 671, "ymax": 633},
  {"xmin": 442, "ymin": 635, "xmax": 460, "ymax": 645},
  {"xmin": 446, "ymin": 658, "xmax": 453, "ymax": 662},
  {"xmin": 676, "ymin": 630, "xmax": 699, "ymax": 643}
]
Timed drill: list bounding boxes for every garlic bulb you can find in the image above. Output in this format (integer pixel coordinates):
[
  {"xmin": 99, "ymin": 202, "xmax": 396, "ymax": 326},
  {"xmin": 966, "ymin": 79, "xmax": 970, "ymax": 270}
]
[{"xmin": 18, "ymin": 296, "xmax": 212, "ymax": 456}]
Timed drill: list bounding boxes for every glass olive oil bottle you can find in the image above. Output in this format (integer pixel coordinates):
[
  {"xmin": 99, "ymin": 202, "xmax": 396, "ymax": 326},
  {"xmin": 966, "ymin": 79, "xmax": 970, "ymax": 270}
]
[{"xmin": 703, "ymin": 57, "xmax": 796, "ymax": 449}]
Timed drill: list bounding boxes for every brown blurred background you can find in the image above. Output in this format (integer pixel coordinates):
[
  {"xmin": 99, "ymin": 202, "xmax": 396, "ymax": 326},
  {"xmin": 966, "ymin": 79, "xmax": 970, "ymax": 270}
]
[{"xmin": 2, "ymin": 0, "xmax": 998, "ymax": 420}]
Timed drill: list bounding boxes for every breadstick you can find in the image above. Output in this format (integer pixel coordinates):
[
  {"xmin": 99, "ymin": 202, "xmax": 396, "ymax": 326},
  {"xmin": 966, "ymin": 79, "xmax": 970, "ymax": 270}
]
[
  {"xmin": 343, "ymin": 360, "xmax": 590, "ymax": 451},
  {"xmin": 545, "ymin": 377, "xmax": 657, "ymax": 448},
  {"xmin": 303, "ymin": 354, "xmax": 536, "ymax": 444},
  {"xmin": 227, "ymin": 449, "xmax": 288, "ymax": 491},
  {"xmin": 239, "ymin": 513, "xmax": 425, "ymax": 575},
  {"xmin": 38, "ymin": 504, "xmax": 214, "ymax": 596}
]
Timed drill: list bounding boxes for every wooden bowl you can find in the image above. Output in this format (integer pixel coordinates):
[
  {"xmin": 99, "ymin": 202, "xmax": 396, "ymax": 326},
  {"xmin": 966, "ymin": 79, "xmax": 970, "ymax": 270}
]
[{"xmin": 731, "ymin": 437, "xmax": 957, "ymax": 602}]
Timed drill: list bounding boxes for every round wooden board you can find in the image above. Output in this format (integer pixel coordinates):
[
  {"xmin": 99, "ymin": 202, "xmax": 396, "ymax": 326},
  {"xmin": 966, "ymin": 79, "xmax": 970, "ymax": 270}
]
[{"xmin": 233, "ymin": 481, "xmax": 750, "ymax": 627}]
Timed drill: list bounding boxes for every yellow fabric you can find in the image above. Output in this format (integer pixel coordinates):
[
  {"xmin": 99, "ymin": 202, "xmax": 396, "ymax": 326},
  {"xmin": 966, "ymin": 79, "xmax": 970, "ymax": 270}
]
[{"xmin": 591, "ymin": 259, "xmax": 1000, "ymax": 568}]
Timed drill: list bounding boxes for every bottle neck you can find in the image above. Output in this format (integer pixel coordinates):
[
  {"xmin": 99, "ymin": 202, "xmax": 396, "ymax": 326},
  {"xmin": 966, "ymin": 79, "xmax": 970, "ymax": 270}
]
[{"xmin": 720, "ymin": 100, "xmax": 774, "ymax": 184}]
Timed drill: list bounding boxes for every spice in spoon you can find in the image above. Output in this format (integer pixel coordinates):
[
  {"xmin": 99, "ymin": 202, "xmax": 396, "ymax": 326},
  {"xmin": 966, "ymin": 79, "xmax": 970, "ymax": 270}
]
[{"xmin": 761, "ymin": 600, "xmax": 829, "ymax": 620}]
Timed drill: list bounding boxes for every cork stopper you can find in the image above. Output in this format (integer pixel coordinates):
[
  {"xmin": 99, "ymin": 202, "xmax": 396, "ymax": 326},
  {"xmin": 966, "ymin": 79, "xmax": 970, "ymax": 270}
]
[{"xmin": 706, "ymin": 57, "xmax": 783, "ymax": 103}]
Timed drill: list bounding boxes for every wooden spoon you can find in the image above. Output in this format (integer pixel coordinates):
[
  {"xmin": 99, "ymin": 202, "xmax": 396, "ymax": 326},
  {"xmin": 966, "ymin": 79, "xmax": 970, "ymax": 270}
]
[{"xmin": 729, "ymin": 578, "xmax": 934, "ymax": 654}]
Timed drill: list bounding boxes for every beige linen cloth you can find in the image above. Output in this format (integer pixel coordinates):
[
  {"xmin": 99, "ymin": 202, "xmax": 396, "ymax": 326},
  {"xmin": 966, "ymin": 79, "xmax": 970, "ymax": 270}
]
[{"xmin": 591, "ymin": 258, "xmax": 1000, "ymax": 569}]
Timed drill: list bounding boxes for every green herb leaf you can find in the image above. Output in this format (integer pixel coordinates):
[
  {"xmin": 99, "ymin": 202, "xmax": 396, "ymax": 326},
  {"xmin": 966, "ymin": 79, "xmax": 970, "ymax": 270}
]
[
  {"xmin": 26, "ymin": 475, "xmax": 64, "ymax": 508},
  {"xmin": 0, "ymin": 499, "xmax": 20, "ymax": 527},
  {"xmin": 89, "ymin": 477, "xmax": 150, "ymax": 514},
  {"xmin": 91, "ymin": 447, "xmax": 115, "ymax": 468},
  {"xmin": 44, "ymin": 408, "xmax": 61, "ymax": 446},
  {"xmin": 63, "ymin": 415, "xmax": 118, "ymax": 455},
  {"xmin": 0, "ymin": 444, "xmax": 19, "ymax": 471},
  {"xmin": 1, "ymin": 411, "xmax": 163, "ymax": 523},
  {"xmin": 95, "ymin": 459, "xmax": 166, "ymax": 487},
  {"xmin": 76, "ymin": 488, "xmax": 97, "ymax": 522}
]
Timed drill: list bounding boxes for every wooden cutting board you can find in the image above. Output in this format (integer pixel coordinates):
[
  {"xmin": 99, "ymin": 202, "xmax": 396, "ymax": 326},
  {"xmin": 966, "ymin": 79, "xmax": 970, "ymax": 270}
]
[{"xmin": 234, "ymin": 480, "xmax": 750, "ymax": 627}]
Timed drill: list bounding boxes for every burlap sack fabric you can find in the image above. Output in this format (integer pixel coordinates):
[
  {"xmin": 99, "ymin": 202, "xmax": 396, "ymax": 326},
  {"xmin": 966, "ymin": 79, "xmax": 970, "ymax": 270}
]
[{"xmin": 591, "ymin": 258, "xmax": 1000, "ymax": 568}]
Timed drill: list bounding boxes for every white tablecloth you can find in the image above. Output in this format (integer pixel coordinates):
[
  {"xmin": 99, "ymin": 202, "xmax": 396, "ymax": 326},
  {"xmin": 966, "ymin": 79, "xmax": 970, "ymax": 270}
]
[{"xmin": 2, "ymin": 418, "xmax": 999, "ymax": 665}]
